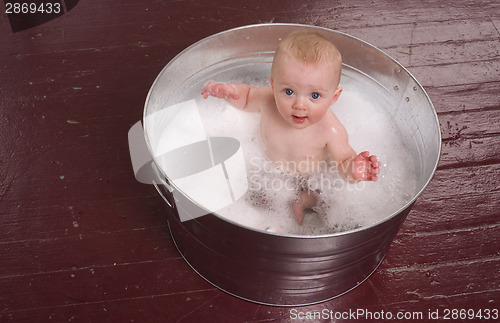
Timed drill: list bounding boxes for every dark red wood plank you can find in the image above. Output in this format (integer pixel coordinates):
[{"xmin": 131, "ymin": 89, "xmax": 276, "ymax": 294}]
[
  {"xmin": 410, "ymin": 59, "xmax": 500, "ymax": 88},
  {"xmin": 427, "ymin": 81, "xmax": 500, "ymax": 114},
  {"xmin": 406, "ymin": 190, "xmax": 500, "ymax": 233},
  {"xmin": 440, "ymin": 135, "xmax": 500, "ymax": 169},
  {"xmin": 351, "ymin": 19, "xmax": 500, "ymax": 52},
  {"xmin": 0, "ymin": 258, "xmax": 215, "ymax": 313},
  {"xmin": 387, "ymin": 223, "xmax": 500, "ymax": 268},
  {"xmin": 439, "ymin": 109, "xmax": 500, "ymax": 141},
  {"xmin": 0, "ymin": 225, "xmax": 177, "ymax": 277},
  {"xmin": 404, "ymin": 164, "xmax": 500, "ymax": 232}
]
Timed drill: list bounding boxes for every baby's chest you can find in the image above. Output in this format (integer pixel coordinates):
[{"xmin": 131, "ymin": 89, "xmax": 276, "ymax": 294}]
[{"xmin": 261, "ymin": 121, "xmax": 327, "ymax": 155}]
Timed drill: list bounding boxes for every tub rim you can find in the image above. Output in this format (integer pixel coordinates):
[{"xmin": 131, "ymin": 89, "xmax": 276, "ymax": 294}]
[{"xmin": 143, "ymin": 23, "xmax": 442, "ymax": 239}]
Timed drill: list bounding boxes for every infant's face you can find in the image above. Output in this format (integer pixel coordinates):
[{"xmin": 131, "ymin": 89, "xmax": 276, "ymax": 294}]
[{"xmin": 271, "ymin": 56, "xmax": 341, "ymax": 129}]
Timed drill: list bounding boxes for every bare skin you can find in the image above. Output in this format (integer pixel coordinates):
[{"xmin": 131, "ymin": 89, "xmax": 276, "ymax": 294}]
[{"xmin": 202, "ymin": 55, "xmax": 380, "ymax": 225}]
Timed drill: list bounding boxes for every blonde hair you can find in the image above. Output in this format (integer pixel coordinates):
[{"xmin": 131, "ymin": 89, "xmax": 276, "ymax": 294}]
[{"xmin": 271, "ymin": 30, "xmax": 342, "ymax": 85}]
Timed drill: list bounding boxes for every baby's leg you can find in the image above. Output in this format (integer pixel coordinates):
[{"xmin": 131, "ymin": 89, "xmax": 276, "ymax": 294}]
[{"xmin": 292, "ymin": 190, "xmax": 317, "ymax": 225}]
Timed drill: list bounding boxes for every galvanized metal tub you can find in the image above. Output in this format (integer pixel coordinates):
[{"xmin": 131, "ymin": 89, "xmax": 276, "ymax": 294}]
[{"xmin": 143, "ymin": 23, "xmax": 441, "ymax": 306}]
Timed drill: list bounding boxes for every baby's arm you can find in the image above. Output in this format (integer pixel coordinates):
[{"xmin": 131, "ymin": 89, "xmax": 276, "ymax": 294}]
[
  {"xmin": 327, "ymin": 117, "xmax": 380, "ymax": 182},
  {"xmin": 201, "ymin": 81, "xmax": 265, "ymax": 112}
]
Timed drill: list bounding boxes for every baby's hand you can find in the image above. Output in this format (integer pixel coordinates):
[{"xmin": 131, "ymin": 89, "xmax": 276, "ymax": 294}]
[
  {"xmin": 201, "ymin": 81, "xmax": 239, "ymax": 100},
  {"xmin": 351, "ymin": 151, "xmax": 380, "ymax": 181}
]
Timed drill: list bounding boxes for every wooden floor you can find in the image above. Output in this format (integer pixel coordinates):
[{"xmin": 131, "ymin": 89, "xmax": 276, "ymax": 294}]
[{"xmin": 1, "ymin": 0, "xmax": 499, "ymax": 321}]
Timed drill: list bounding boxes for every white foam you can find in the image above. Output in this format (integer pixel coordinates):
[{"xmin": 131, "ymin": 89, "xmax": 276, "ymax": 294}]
[{"xmin": 161, "ymin": 88, "xmax": 417, "ymax": 236}]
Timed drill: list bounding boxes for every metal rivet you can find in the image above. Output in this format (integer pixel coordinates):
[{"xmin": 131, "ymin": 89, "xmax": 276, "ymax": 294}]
[
  {"xmin": 413, "ymin": 86, "xmax": 418, "ymax": 91},
  {"xmin": 405, "ymin": 97, "xmax": 410, "ymax": 102},
  {"xmin": 394, "ymin": 85, "xmax": 399, "ymax": 91}
]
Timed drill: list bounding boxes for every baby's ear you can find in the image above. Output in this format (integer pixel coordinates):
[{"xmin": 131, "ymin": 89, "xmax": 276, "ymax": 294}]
[
  {"xmin": 332, "ymin": 86, "xmax": 343, "ymax": 104},
  {"xmin": 269, "ymin": 77, "xmax": 274, "ymax": 89}
]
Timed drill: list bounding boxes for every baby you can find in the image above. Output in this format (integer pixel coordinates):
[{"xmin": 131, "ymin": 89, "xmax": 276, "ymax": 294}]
[{"xmin": 201, "ymin": 30, "xmax": 380, "ymax": 225}]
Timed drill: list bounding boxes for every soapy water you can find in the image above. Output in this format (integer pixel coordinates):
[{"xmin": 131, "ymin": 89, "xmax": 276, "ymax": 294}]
[{"xmin": 194, "ymin": 87, "xmax": 418, "ymax": 236}]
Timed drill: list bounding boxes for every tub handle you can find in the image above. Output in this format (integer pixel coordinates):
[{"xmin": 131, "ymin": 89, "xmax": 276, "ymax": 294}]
[
  {"xmin": 151, "ymin": 162, "xmax": 175, "ymax": 209},
  {"xmin": 128, "ymin": 120, "xmax": 176, "ymax": 209},
  {"xmin": 152, "ymin": 179, "xmax": 175, "ymax": 208}
]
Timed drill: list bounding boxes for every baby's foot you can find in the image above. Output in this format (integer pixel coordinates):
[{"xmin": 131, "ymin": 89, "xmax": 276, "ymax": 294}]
[
  {"xmin": 292, "ymin": 202, "xmax": 306, "ymax": 225},
  {"xmin": 291, "ymin": 190, "xmax": 317, "ymax": 225}
]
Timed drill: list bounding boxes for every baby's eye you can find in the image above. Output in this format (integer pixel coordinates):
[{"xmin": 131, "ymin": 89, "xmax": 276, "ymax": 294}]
[
  {"xmin": 285, "ymin": 89, "xmax": 294, "ymax": 96},
  {"xmin": 311, "ymin": 92, "xmax": 320, "ymax": 99}
]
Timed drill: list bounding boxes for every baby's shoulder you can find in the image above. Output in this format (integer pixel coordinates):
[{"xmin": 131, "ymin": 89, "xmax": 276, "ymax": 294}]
[
  {"xmin": 258, "ymin": 85, "xmax": 274, "ymax": 99},
  {"xmin": 255, "ymin": 86, "xmax": 275, "ymax": 110},
  {"xmin": 322, "ymin": 111, "xmax": 349, "ymax": 137},
  {"xmin": 323, "ymin": 109, "xmax": 342, "ymax": 125}
]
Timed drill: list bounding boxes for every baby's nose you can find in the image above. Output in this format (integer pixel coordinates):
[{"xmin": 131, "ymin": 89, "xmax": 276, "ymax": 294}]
[{"xmin": 293, "ymin": 96, "xmax": 307, "ymax": 110}]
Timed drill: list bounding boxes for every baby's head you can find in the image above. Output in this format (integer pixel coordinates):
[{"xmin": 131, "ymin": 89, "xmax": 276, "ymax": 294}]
[
  {"xmin": 269, "ymin": 30, "xmax": 344, "ymax": 129},
  {"xmin": 271, "ymin": 30, "xmax": 342, "ymax": 87}
]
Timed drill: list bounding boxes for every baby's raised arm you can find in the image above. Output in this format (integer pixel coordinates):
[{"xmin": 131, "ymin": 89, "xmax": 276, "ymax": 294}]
[
  {"xmin": 201, "ymin": 81, "xmax": 267, "ymax": 112},
  {"xmin": 326, "ymin": 116, "xmax": 380, "ymax": 182}
]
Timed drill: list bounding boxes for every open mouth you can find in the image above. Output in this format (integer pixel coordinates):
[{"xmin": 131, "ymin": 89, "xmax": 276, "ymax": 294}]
[{"xmin": 292, "ymin": 115, "xmax": 307, "ymax": 123}]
